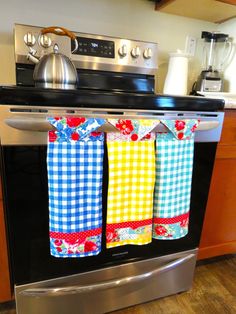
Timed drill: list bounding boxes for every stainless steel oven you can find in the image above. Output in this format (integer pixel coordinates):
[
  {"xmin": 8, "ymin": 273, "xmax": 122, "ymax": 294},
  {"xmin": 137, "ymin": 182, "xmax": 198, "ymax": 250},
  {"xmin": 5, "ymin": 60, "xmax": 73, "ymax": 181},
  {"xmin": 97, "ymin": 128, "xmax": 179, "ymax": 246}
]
[{"xmin": 0, "ymin": 24, "xmax": 225, "ymax": 314}]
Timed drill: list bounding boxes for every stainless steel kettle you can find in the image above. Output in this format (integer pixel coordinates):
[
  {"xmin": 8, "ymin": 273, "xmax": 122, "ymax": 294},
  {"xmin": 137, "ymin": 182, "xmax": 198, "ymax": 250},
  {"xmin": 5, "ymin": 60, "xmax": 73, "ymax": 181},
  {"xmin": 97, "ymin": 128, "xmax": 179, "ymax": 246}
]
[{"xmin": 27, "ymin": 26, "xmax": 78, "ymax": 89}]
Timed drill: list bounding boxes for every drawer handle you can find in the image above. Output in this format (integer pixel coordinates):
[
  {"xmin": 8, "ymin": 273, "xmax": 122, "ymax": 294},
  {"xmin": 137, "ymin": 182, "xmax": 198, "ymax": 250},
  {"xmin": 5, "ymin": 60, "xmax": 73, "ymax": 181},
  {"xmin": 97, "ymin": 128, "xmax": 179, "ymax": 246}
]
[{"xmin": 20, "ymin": 253, "xmax": 195, "ymax": 297}]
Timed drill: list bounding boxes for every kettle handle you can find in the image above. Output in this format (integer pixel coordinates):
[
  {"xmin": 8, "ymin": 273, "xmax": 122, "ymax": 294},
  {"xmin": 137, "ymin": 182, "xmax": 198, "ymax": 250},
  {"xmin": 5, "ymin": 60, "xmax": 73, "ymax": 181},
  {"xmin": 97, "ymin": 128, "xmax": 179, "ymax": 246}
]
[
  {"xmin": 41, "ymin": 26, "xmax": 78, "ymax": 53},
  {"xmin": 41, "ymin": 26, "xmax": 76, "ymax": 40}
]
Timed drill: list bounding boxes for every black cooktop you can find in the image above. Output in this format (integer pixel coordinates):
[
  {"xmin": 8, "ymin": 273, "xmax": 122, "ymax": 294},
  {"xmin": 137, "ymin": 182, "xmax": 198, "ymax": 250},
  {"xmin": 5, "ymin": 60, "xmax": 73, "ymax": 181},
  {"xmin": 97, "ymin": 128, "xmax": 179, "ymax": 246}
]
[{"xmin": 0, "ymin": 85, "xmax": 225, "ymax": 111}]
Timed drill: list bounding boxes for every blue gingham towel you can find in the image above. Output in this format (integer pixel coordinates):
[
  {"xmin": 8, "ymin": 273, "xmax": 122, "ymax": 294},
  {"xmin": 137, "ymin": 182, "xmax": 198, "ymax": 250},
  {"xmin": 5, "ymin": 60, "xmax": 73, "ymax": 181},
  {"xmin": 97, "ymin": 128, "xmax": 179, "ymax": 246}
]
[
  {"xmin": 47, "ymin": 117, "xmax": 105, "ymax": 257},
  {"xmin": 153, "ymin": 119, "xmax": 199, "ymax": 240}
]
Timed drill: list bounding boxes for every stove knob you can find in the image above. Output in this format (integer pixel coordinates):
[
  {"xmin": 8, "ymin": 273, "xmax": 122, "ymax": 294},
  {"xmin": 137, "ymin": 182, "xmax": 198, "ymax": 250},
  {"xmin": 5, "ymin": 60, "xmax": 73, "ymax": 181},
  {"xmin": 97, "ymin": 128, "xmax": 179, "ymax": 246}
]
[
  {"xmin": 23, "ymin": 32, "xmax": 36, "ymax": 47},
  {"xmin": 143, "ymin": 48, "xmax": 152, "ymax": 59},
  {"xmin": 39, "ymin": 34, "xmax": 52, "ymax": 48},
  {"xmin": 131, "ymin": 46, "xmax": 140, "ymax": 58},
  {"xmin": 118, "ymin": 45, "xmax": 128, "ymax": 57}
]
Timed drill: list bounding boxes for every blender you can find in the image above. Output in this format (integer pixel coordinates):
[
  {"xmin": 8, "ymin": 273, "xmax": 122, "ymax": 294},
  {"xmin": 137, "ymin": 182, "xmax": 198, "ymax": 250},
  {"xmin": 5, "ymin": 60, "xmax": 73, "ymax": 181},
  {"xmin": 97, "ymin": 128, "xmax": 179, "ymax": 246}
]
[{"xmin": 195, "ymin": 31, "xmax": 232, "ymax": 93}]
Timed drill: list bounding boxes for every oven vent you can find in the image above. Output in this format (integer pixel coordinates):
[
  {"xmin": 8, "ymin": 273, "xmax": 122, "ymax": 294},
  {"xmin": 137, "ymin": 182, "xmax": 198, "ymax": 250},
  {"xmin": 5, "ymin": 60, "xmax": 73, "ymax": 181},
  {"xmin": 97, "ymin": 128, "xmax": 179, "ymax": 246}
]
[{"xmin": 10, "ymin": 108, "xmax": 49, "ymax": 113}]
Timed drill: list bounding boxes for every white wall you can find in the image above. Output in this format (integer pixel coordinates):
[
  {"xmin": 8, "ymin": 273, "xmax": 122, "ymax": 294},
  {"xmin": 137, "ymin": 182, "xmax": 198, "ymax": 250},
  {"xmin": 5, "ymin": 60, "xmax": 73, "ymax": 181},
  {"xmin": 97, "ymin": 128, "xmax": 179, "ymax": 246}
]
[
  {"xmin": 0, "ymin": 0, "xmax": 216, "ymax": 93},
  {"xmin": 218, "ymin": 18, "xmax": 236, "ymax": 93}
]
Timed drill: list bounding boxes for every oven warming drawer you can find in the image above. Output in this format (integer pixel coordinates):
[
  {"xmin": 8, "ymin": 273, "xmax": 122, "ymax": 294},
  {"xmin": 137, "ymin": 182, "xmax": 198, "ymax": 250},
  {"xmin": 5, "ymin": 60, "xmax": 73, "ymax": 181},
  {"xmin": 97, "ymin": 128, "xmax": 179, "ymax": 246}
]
[{"xmin": 15, "ymin": 249, "xmax": 197, "ymax": 314}]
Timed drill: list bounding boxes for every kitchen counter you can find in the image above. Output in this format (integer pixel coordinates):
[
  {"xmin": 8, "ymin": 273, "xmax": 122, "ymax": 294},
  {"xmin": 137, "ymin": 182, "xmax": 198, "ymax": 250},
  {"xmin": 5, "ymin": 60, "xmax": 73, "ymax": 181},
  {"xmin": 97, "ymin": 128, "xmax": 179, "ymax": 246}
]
[
  {"xmin": 0, "ymin": 86, "xmax": 225, "ymax": 112},
  {"xmin": 221, "ymin": 101, "xmax": 236, "ymax": 109},
  {"xmin": 198, "ymin": 92, "xmax": 236, "ymax": 109}
]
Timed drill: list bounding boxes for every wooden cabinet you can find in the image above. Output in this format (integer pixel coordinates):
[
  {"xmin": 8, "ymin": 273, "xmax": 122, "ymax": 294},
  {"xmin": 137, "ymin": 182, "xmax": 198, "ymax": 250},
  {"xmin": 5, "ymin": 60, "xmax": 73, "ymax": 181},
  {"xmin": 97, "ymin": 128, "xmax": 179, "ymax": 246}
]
[
  {"xmin": 154, "ymin": 0, "xmax": 236, "ymax": 23},
  {"xmin": 0, "ymin": 179, "xmax": 12, "ymax": 302},
  {"xmin": 198, "ymin": 110, "xmax": 236, "ymax": 259}
]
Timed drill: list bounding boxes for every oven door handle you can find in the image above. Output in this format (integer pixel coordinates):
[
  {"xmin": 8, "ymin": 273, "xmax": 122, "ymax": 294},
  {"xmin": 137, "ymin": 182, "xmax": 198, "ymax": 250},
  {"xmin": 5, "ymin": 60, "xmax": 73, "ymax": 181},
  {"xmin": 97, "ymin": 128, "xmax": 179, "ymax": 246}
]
[
  {"xmin": 5, "ymin": 117, "xmax": 220, "ymax": 132},
  {"xmin": 5, "ymin": 117, "xmax": 56, "ymax": 132},
  {"xmin": 20, "ymin": 253, "xmax": 195, "ymax": 297}
]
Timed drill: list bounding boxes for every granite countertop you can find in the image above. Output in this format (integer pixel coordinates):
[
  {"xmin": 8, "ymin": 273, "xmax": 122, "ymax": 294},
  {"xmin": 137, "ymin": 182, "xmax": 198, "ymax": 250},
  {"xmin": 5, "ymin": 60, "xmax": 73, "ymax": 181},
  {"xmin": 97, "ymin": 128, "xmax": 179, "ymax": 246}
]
[{"xmin": 0, "ymin": 86, "xmax": 225, "ymax": 112}]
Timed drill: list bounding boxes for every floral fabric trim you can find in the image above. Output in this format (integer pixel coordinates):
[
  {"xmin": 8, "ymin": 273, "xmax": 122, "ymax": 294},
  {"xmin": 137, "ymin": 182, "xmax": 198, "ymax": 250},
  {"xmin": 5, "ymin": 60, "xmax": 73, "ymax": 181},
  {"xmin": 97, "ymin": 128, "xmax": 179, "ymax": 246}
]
[
  {"xmin": 153, "ymin": 212, "xmax": 189, "ymax": 240},
  {"xmin": 107, "ymin": 119, "xmax": 159, "ymax": 141},
  {"xmin": 106, "ymin": 219, "xmax": 152, "ymax": 248},
  {"xmin": 47, "ymin": 117, "xmax": 105, "ymax": 142},
  {"xmin": 50, "ymin": 229, "xmax": 101, "ymax": 257},
  {"xmin": 160, "ymin": 119, "xmax": 200, "ymax": 140}
]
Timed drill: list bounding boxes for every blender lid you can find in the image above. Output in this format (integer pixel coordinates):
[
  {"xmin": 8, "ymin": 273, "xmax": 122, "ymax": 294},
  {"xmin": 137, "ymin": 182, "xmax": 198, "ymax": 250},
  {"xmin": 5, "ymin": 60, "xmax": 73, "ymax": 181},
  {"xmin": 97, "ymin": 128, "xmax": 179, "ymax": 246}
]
[{"xmin": 201, "ymin": 31, "xmax": 229, "ymax": 42}]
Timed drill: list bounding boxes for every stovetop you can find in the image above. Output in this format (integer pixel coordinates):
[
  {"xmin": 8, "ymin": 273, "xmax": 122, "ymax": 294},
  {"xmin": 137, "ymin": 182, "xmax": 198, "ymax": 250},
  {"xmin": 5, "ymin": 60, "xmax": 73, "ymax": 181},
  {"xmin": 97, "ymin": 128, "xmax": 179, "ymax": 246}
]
[{"xmin": 0, "ymin": 85, "xmax": 225, "ymax": 111}]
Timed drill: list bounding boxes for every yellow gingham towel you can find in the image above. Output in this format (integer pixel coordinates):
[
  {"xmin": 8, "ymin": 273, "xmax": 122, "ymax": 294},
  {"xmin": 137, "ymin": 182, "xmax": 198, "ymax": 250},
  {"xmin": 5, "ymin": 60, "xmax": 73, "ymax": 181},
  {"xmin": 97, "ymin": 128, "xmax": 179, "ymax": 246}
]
[{"xmin": 106, "ymin": 119, "xmax": 159, "ymax": 248}]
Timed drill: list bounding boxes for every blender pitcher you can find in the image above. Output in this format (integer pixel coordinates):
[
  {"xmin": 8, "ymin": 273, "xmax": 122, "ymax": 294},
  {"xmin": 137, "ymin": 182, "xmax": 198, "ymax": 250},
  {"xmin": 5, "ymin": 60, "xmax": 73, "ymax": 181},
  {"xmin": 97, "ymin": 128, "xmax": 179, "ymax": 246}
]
[{"xmin": 196, "ymin": 31, "xmax": 232, "ymax": 93}]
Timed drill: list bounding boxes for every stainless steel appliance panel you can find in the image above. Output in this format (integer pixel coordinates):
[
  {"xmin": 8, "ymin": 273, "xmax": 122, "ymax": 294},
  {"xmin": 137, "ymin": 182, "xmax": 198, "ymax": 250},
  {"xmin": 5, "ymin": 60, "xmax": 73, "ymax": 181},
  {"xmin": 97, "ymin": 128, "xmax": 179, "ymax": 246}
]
[
  {"xmin": 14, "ymin": 24, "xmax": 158, "ymax": 75},
  {"xmin": 0, "ymin": 105, "xmax": 224, "ymax": 145},
  {"xmin": 15, "ymin": 250, "xmax": 197, "ymax": 314}
]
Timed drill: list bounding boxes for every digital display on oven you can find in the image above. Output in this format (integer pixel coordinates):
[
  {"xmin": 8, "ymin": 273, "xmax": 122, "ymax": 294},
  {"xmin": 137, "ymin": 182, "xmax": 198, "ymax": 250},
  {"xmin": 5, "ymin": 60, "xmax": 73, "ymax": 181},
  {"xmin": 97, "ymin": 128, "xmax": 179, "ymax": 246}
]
[{"xmin": 71, "ymin": 37, "xmax": 115, "ymax": 58}]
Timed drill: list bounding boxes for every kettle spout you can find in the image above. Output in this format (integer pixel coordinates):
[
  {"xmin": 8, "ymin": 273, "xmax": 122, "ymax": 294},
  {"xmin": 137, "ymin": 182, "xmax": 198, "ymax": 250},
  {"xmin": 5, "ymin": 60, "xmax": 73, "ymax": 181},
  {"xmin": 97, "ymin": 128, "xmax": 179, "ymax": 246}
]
[{"xmin": 27, "ymin": 48, "xmax": 40, "ymax": 64}]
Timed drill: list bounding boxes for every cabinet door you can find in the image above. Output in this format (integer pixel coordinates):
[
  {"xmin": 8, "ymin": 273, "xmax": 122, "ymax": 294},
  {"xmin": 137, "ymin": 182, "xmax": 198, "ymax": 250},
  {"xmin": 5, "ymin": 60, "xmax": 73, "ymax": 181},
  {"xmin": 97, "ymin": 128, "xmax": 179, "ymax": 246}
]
[
  {"xmin": 0, "ymin": 179, "xmax": 12, "ymax": 302},
  {"xmin": 198, "ymin": 111, "xmax": 236, "ymax": 259}
]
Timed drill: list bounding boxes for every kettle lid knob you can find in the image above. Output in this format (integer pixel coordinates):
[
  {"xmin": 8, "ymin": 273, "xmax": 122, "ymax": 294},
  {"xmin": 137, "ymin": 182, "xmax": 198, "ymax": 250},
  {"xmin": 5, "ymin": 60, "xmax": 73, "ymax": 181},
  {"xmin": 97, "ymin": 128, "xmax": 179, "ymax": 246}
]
[{"xmin": 53, "ymin": 44, "xmax": 59, "ymax": 53}]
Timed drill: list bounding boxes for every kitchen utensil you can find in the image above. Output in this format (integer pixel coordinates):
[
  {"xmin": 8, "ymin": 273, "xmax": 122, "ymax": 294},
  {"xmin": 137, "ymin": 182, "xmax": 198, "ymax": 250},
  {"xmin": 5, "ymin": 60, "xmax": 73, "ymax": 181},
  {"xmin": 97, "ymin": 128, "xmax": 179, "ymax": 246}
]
[{"xmin": 28, "ymin": 26, "xmax": 78, "ymax": 89}]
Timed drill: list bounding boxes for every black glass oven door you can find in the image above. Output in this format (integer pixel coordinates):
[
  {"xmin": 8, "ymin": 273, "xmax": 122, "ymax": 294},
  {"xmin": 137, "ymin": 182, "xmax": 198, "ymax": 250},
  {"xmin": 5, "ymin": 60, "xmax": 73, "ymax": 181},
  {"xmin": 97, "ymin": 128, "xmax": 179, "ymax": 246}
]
[{"xmin": 1, "ymin": 142, "xmax": 217, "ymax": 285}]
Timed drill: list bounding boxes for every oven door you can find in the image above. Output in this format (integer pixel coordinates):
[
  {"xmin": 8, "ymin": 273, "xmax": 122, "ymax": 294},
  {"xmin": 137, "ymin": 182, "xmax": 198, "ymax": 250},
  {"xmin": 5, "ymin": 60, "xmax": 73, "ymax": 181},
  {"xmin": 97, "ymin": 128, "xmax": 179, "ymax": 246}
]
[
  {"xmin": 0, "ymin": 105, "xmax": 224, "ymax": 313},
  {"xmin": 1, "ymin": 141, "xmax": 217, "ymax": 283}
]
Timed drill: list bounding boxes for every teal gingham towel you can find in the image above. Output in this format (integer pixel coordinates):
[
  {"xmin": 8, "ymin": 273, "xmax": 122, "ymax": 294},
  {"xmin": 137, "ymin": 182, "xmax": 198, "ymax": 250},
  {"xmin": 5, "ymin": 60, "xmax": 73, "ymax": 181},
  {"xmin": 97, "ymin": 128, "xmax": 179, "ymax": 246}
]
[{"xmin": 153, "ymin": 119, "xmax": 199, "ymax": 240}]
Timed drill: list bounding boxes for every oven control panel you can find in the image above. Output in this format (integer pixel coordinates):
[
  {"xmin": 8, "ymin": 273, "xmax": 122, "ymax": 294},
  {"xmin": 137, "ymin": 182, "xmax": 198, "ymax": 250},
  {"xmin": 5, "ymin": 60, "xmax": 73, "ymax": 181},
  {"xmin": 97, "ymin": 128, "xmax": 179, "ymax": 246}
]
[
  {"xmin": 72, "ymin": 37, "xmax": 115, "ymax": 58},
  {"xmin": 15, "ymin": 24, "xmax": 158, "ymax": 75}
]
